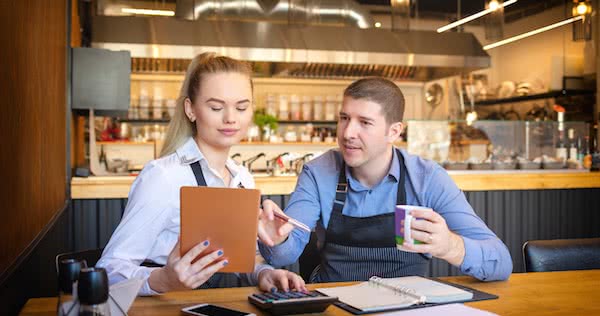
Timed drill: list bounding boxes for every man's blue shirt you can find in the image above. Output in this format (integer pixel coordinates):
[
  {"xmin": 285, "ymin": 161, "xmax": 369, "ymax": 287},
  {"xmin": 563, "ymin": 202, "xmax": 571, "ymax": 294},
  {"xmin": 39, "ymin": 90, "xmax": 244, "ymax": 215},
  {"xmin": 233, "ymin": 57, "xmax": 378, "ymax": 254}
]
[{"xmin": 259, "ymin": 148, "xmax": 513, "ymax": 281}]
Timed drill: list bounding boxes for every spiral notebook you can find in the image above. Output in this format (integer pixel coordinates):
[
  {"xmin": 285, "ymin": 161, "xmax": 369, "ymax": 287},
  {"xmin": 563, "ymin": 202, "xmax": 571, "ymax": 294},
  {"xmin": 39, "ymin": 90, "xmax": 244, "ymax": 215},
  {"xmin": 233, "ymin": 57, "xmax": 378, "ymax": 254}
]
[{"xmin": 317, "ymin": 276, "xmax": 495, "ymax": 314}]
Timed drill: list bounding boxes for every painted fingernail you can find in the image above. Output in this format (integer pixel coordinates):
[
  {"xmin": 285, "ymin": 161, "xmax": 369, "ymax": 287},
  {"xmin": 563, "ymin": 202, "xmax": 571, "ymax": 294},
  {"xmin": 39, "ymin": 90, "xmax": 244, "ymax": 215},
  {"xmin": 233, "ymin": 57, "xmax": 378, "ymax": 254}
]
[
  {"xmin": 203, "ymin": 240, "xmax": 209, "ymax": 246},
  {"xmin": 270, "ymin": 287, "xmax": 277, "ymax": 293},
  {"xmin": 222, "ymin": 260, "xmax": 229, "ymax": 266},
  {"xmin": 217, "ymin": 250, "xmax": 223, "ymax": 256}
]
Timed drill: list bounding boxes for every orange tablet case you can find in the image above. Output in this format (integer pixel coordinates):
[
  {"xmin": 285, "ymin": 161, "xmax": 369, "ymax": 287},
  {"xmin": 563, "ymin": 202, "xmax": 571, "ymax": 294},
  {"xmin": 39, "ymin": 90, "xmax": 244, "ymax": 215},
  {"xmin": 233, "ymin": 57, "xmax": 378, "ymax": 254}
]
[{"xmin": 180, "ymin": 186, "xmax": 260, "ymax": 273}]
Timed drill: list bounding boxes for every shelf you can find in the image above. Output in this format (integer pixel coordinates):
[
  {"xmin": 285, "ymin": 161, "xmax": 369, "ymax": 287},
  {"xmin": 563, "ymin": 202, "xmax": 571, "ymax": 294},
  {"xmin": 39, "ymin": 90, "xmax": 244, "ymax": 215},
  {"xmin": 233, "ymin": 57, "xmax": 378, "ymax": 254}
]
[
  {"xmin": 239, "ymin": 141, "xmax": 337, "ymax": 146},
  {"xmin": 117, "ymin": 118, "xmax": 337, "ymax": 125},
  {"xmin": 97, "ymin": 141, "xmax": 155, "ymax": 145},
  {"xmin": 474, "ymin": 90, "xmax": 596, "ymax": 106},
  {"xmin": 278, "ymin": 120, "xmax": 337, "ymax": 125},
  {"xmin": 119, "ymin": 119, "xmax": 170, "ymax": 123},
  {"xmin": 130, "ymin": 73, "xmax": 424, "ymax": 87}
]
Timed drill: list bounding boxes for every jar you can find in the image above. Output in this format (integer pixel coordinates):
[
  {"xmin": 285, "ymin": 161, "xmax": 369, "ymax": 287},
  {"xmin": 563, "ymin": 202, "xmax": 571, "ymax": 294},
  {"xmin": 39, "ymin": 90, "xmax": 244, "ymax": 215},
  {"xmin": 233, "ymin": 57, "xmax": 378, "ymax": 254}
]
[
  {"xmin": 289, "ymin": 94, "xmax": 301, "ymax": 120},
  {"xmin": 325, "ymin": 95, "xmax": 336, "ymax": 121},
  {"xmin": 138, "ymin": 98, "xmax": 150, "ymax": 119},
  {"xmin": 128, "ymin": 99, "xmax": 139, "ymax": 119},
  {"xmin": 278, "ymin": 94, "xmax": 289, "ymax": 121},
  {"xmin": 284, "ymin": 126, "xmax": 298, "ymax": 142},
  {"xmin": 313, "ymin": 96, "xmax": 324, "ymax": 121},
  {"xmin": 299, "ymin": 126, "xmax": 311, "ymax": 142},
  {"xmin": 301, "ymin": 96, "xmax": 312, "ymax": 121},
  {"xmin": 165, "ymin": 99, "xmax": 176, "ymax": 119},
  {"xmin": 152, "ymin": 99, "xmax": 163, "ymax": 119},
  {"xmin": 312, "ymin": 128, "xmax": 322, "ymax": 143},
  {"xmin": 265, "ymin": 94, "xmax": 277, "ymax": 118}
]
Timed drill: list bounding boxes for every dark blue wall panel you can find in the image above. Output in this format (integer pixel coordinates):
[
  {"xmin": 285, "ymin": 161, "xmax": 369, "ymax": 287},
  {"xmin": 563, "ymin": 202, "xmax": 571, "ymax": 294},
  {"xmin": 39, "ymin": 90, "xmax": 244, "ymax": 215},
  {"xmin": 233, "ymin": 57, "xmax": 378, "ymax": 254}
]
[{"xmin": 72, "ymin": 189, "xmax": 600, "ymax": 278}]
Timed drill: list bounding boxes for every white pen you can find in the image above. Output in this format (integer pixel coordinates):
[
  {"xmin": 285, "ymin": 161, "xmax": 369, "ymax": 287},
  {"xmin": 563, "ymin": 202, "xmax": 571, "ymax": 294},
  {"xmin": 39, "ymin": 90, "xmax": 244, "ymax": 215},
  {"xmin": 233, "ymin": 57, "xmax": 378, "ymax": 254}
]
[{"xmin": 273, "ymin": 212, "xmax": 311, "ymax": 233}]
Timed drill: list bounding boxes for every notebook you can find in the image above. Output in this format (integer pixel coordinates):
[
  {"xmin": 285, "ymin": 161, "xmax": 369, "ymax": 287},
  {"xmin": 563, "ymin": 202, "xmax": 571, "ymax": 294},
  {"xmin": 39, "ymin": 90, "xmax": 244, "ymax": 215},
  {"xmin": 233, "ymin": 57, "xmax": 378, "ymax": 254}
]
[
  {"xmin": 316, "ymin": 276, "xmax": 474, "ymax": 313},
  {"xmin": 180, "ymin": 186, "xmax": 261, "ymax": 273}
]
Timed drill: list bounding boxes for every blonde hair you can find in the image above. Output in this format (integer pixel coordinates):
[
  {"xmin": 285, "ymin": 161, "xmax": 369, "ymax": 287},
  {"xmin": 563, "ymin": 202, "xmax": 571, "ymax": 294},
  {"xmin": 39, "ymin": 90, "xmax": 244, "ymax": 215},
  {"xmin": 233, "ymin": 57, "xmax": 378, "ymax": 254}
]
[{"xmin": 160, "ymin": 52, "xmax": 253, "ymax": 157}]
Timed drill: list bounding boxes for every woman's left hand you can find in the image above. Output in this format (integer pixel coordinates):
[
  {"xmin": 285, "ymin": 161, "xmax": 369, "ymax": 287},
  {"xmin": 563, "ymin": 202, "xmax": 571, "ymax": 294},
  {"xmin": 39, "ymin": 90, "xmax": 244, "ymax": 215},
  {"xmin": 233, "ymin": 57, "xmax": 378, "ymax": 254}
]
[{"xmin": 258, "ymin": 269, "xmax": 307, "ymax": 292}]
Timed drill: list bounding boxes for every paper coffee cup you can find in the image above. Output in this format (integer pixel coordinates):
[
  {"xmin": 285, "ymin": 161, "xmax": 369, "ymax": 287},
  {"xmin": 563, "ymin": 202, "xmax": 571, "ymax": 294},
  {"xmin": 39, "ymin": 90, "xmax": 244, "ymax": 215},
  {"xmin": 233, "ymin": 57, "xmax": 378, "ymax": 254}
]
[{"xmin": 395, "ymin": 205, "xmax": 433, "ymax": 252}]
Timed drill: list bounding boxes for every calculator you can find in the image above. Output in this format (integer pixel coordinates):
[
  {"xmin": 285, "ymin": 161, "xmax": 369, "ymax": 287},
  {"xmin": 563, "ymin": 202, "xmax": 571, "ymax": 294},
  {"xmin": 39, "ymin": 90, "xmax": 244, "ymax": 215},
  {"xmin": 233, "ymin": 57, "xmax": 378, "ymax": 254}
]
[{"xmin": 247, "ymin": 290, "xmax": 338, "ymax": 315}]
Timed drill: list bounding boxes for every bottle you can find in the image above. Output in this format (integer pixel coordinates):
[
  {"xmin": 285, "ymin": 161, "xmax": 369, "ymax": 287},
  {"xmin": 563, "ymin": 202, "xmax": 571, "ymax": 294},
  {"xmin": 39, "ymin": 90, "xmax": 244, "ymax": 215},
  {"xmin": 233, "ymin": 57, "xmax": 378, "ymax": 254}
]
[
  {"xmin": 78, "ymin": 267, "xmax": 110, "ymax": 316},
  {"xmin": 592, "ymin": 134, "xmax": 600, "ymax": 172},
  {"xmin": 57, "ymin": 259, "xmax": 87, "ymax": 316},
  {"xmin": 555, "ymin": 129, "xmax": 567, "ymax": 165},
  {"xmin": 577, "ymin": 137, "xmax": 585, "ymax": 165},
  {"xmin": 567, "ymin": 129, "xmax": 577, "ymax": 161},
  {"xmin": 581, "ymin": 135, "xmax": 592, "ymax": 169}
]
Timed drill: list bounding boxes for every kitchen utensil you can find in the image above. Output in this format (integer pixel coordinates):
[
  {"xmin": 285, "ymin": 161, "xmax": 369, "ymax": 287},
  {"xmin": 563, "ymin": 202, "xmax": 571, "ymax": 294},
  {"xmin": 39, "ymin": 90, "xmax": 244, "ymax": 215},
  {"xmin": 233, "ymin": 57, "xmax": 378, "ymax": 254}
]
[
  {"xmin": 464, "ymin": 84, "xmax": 478, "ymax": 125},
  {"xmin": 425, "ymin": 83, "xmax": 444, "ymax": 119}
]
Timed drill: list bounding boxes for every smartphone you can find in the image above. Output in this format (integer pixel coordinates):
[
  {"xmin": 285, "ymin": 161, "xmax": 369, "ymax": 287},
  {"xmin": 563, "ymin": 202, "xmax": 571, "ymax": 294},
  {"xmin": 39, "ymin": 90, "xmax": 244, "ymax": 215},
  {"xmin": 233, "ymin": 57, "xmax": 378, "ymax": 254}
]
[{"xmin": 181, "ymin": 304, "xmax": 256, "ymax": 316}]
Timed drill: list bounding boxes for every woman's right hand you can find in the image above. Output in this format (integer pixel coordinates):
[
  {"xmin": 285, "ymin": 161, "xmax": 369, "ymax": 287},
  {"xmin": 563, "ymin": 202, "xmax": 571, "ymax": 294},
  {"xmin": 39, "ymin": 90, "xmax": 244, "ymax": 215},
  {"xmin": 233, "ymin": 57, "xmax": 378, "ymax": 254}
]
[{"xmin": 148, "ymin": 238, "xmax": 227, "ymax": 293}]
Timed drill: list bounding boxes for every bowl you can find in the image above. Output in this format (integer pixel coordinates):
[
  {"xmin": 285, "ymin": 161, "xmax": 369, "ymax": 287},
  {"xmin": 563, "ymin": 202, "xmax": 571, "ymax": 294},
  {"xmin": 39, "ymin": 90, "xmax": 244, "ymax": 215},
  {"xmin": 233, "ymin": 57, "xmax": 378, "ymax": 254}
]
[
  {"xmin": 106, "ymin": 159, "xmax": 129, "ymax": 173},
  {"xmin": 493, "ymin": 161, "xmax": 517, "ymax": 170},
  {"xmin": 517, "ymin": 161, "xmax": 541, "ymax": 170},
  {"xmin": 542, "ymin": 161, "xmax": 565, "ymax": 169},
  {"xmin": 468, "ymin": 162, "xmax": 493, "ymax": 170},
  {"xmin": 443, "ymin": 162, "xmax": 469, "ymax": 170}
]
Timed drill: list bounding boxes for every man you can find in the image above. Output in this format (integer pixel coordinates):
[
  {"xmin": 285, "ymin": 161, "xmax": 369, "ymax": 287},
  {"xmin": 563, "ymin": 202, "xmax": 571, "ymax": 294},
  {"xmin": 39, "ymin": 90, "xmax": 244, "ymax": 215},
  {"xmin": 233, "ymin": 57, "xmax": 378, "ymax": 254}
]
[{"xmin": 257, "ymin": 77, "xmax": 512, "ymax": 283}]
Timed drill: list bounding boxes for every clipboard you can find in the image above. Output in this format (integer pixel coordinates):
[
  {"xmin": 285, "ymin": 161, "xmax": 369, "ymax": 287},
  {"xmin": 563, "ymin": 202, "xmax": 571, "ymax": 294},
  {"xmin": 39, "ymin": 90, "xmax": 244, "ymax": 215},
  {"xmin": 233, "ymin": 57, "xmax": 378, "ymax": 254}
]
[
  {"xmin": 331, "ymin": 277, "xmax": 498, "ymax": 315},
  {"xmin": 180, "ymin": 186, "xmax": 261, "ymax": 273}
]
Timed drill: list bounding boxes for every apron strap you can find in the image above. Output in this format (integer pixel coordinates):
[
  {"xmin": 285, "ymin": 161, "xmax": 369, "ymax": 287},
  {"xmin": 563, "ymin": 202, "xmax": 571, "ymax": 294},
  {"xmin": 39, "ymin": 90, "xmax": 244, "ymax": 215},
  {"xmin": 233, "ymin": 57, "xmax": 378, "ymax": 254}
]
[
  {"xmin": 189, "ymin": 160, "xmax": 224, "ymax": 288},
  {"xmin": 190, "ymin": 161, "xmax": 208, "ymax": 186}
]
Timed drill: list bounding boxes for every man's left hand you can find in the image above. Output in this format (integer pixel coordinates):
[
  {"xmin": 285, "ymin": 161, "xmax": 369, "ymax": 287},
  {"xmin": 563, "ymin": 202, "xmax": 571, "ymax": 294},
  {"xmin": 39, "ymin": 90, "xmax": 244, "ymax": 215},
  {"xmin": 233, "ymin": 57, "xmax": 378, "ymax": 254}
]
[{"xmin": 400, "ymin": 209, "xmax": 465, "ymax": 267}]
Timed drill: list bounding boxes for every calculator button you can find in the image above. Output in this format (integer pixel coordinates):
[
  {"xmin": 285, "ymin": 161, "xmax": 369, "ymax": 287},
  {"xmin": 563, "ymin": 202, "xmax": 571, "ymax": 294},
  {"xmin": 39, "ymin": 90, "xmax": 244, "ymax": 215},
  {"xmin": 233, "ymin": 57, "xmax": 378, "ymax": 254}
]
[
  {"xmin": 272, "ymin": 292, "xmax": 289, "ymax": 299},
  {"xmin": 263, "ymin": 293, "xmax": 279, "ymax": 300},
  {"xmin": 253, "ymin": 294, "xmax": 270, "ymax": 301}
]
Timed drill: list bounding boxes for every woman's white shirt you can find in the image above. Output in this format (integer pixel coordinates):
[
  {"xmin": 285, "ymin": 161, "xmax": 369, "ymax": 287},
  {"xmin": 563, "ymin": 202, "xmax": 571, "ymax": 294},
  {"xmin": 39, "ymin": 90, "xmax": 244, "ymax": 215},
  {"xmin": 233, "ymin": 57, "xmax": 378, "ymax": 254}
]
[{"xmin": 96, "ymin": 137, "xmax": 272, "ymax": 295}]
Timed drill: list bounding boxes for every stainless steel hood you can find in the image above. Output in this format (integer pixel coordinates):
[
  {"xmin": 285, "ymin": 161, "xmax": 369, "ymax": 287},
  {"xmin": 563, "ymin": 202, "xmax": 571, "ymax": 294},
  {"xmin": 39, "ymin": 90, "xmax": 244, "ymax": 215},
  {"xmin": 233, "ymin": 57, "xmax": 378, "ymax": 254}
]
[{"xmin": 91, "ymin": 15, "xmax": 490, "ymax": 81}]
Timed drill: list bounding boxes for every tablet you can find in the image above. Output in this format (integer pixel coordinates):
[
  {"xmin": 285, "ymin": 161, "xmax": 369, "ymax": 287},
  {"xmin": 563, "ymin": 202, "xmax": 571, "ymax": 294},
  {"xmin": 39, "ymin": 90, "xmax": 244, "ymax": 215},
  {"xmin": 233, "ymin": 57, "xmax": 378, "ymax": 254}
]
[{"xmin": 180, "ymin": 186, "xmax": 261, "ymax": 273}]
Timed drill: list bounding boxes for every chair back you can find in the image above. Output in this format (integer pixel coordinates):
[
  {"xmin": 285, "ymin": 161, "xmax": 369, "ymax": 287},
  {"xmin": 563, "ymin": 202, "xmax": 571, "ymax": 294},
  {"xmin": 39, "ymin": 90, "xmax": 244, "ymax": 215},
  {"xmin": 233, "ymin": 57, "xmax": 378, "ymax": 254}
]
[
  {"xmin": 299, "ymin": 232, "xmax": 320, "ymax": 282},
  {"xmin": 55, "ymin": 248, "xmax": 104, "ymax": 273},
  {"xmin": 523, "ymin": 238, "xmax": 600, "ymax": 272}
]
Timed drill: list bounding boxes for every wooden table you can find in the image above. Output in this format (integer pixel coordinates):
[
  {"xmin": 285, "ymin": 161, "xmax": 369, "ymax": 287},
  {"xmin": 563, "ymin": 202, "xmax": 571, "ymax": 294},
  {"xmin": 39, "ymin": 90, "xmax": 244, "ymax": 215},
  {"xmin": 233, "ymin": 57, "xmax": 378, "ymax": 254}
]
[{"xmin": 20, "ymin": 270, "xmax": 600, "ymax": 315}]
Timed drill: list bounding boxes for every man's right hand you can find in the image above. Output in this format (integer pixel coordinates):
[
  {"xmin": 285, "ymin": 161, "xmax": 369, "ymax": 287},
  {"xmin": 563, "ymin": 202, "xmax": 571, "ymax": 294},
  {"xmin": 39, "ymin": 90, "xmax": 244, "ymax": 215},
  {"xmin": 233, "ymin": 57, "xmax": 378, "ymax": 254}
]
[
  {"xmin": 148, "ymin": 238, "xmax": 226, "ymax": 293},
  {"xmin": 257, "ymin": 199, "xmax": 294, "ymax": 247}
]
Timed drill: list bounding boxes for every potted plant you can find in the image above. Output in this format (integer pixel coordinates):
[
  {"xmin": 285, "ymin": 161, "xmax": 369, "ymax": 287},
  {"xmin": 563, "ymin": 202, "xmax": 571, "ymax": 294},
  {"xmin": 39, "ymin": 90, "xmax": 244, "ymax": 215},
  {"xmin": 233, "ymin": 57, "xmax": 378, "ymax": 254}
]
[{"xmin": 253, "ymin": 109, "xmax": 278, "ymax": 141}]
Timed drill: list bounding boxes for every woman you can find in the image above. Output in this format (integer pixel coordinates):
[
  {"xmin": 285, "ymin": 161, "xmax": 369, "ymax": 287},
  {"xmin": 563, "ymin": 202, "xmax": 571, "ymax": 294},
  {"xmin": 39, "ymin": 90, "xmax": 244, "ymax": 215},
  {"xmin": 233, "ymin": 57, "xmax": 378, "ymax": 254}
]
[{"xmin": 96, "ymin": 52, "xmax": 305, "ymax": 295}]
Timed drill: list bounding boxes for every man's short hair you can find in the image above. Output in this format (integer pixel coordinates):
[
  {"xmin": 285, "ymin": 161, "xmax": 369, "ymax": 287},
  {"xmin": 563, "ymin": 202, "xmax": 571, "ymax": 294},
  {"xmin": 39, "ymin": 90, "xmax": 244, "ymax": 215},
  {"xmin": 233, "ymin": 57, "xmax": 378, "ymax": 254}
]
[{"xmin": 343, "ymin": 77, "xmax": 405, "ymax": 124}]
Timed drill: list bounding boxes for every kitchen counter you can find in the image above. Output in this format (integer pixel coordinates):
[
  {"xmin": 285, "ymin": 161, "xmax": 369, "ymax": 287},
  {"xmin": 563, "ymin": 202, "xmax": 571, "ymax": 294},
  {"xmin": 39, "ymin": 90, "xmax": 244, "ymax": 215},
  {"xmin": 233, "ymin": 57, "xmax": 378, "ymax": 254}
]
[{"xmin": 71, "ymin": 170, "xmax": 600, "ymax": 199}]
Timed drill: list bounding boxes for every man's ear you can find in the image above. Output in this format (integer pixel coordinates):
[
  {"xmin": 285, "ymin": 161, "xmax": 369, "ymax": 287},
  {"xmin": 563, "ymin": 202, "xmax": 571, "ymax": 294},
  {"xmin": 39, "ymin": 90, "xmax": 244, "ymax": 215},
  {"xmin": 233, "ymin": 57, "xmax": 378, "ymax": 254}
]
[{"xmin": 387, "ymin": 122, "xmax": 404, "ymax": 143}]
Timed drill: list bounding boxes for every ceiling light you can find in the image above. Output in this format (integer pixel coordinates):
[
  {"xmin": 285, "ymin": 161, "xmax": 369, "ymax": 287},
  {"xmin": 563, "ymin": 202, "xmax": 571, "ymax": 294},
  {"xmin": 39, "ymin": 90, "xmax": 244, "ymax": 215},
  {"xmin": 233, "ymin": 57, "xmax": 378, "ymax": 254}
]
[
  {"xmin": 483, "ymin": 15, "xmax": 584, "ymax": 50},
  {"xmin": 488, "ymin": 0, "xmax": 500, "ymax": 11},
  {"xmin": 374, "ymin": 22, "xmax": 382, "ymax": 28},
  {"xmin": 437, "ymin": 0, "xmax": 517, "ymax": 33},
  {"xmin": 121, "ymin": 8, "xmax": 175, "ymax": 16},
  {"xmin": 573, "ymin": 0, "xmax": 592, "ymax": 16}
]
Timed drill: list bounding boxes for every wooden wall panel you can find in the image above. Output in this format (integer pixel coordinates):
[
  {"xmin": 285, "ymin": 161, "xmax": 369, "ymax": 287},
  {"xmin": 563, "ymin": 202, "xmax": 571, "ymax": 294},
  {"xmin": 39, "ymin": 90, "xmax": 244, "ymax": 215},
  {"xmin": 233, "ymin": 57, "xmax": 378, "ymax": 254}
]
[{"xmin": 0, "ymin": 0, "xmax": 67, "ymax": 278}]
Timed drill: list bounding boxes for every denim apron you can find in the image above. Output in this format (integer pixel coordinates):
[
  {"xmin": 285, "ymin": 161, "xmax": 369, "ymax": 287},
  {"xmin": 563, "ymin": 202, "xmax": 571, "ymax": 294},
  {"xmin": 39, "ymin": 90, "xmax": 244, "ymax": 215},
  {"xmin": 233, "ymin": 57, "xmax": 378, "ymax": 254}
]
[{"xmin": 310, "ymin": 149, "xmax": 429, "ymax": 282}]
